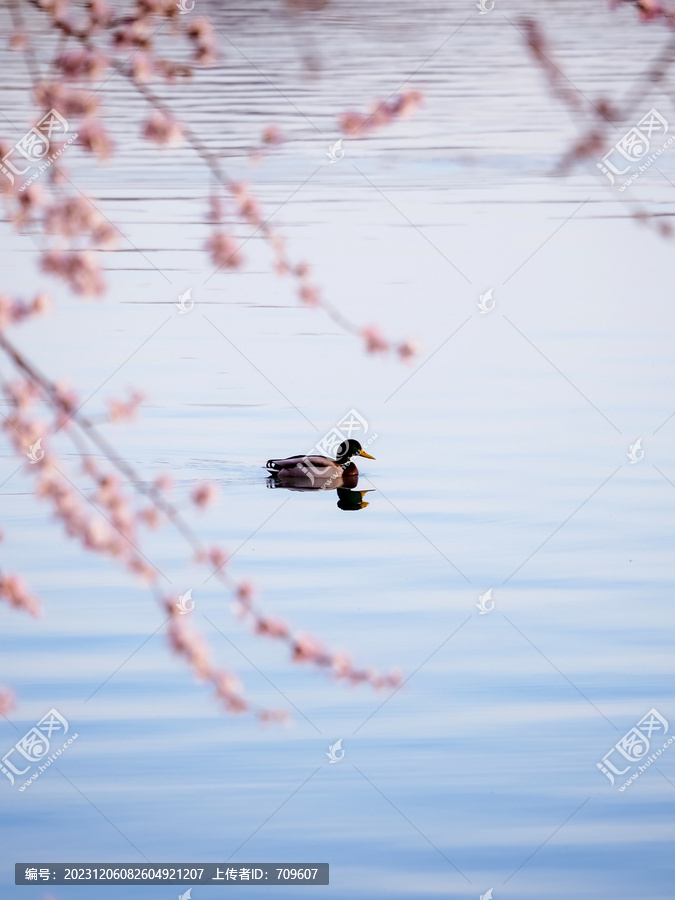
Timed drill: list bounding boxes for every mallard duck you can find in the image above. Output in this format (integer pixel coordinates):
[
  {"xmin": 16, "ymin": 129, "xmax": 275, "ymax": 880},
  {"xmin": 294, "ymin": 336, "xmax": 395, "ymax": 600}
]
[{"xmin": 266, "ymin": 439, "xmax": 375, "ymax": 489}]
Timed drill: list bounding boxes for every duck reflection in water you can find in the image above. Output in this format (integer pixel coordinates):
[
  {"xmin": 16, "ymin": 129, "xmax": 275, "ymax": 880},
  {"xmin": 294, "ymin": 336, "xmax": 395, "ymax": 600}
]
[{"xmin": 265, "ymin": 439, "xmax": 375, "ymax": 510}]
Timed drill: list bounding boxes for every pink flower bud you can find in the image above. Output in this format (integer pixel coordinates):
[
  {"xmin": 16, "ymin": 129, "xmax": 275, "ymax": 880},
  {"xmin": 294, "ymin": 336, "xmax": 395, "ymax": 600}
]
[
  {"xmin": 206, "ymin": 231, "xmax": 243, "ymax": 269},
  {"xmin": 191, "ymin": 482, "xmax": 218, "ymax": 509}
]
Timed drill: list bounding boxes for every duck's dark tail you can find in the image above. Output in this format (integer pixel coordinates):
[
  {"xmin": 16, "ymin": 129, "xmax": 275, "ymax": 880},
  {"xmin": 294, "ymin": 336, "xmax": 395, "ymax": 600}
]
[{"xmin": 266, "ymin": 459, "xmax": 280, "ymax": 471}]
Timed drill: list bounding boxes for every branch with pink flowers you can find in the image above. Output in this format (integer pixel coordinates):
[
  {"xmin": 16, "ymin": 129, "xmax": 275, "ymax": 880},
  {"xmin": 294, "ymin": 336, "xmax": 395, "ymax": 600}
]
[
  {"xmin": 18, "ymin": 0, "xmax": 420, "ymax": 360},
  {"xmin": 518, "ymin": 14, "xmax": 675, "ymax": 239},
  {"xmin": 611, "ymin": 0, "xmax": 675, "ymax": 25},
  {"xmin": 0, "ymin": 0, "xmax": 410, "ymax": 720},
  {"xmin": 0, "ymin": 320, "xmax": 402, "ymax": 721}
]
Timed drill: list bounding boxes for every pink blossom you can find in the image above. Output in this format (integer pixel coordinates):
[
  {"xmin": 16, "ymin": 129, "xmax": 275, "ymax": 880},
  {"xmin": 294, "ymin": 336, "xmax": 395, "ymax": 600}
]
[
  {"xmin": 137, "ymin": 507, "xmax": 160, "ymax": 529},
  {"xmin": 142, "ymin": 112, "xmax": 182, "ymax": 146},
  {"xmin": 32, "ymin": 293, "xmax": 51, "ymax": 316},
  {"xmin": 634, "ymin": 0, "xmax": 666, "ymax": 20},
  {"xmin": 34, "ymin": 81, "xmax": 99, "ymax": 117},
  {"xmin": 96, "ymin": 474, "xmax": 120, "ymax": 505},
  {"xmin": 388, "ymin": 89, "xmax": 423, "ymax": 119},
  {"xmin": 0, "ymin": 688, "xmax": 16, "ymax": 716},
  {"xmin": 14, "ymin": 185, "xmax": 45, "ymax": 227},
  {"xmin": 232, "ymin": 183, "xmax": 262, "ymax": 226},
  {"xmin": 339, "ymin": 89, "xmax": 424, "ymax": 137},
  {"xmin": 35, "ymin": 0, "xmax": 69, "ymax": 21},
  {"xmin": 236, "ymin": 581, "xmax": 255, "ymax": 603},
  {"xmin": 8, "ymin": 32, "xmax": 27, "ymax": 51},
  {"xmin": 206, "ymin": 231, "xmax": 243, "ymax": 269},
  {"xmin": 0, "ymin": 293, "xmax": 51, "ymax": 330},
  {"xmin": 127, "ymin": 558, "xmax": 157, "ymax": 583},
  {"xmin": 56, "ymin": 49, "xmax": 108, "ymax": 80},
  {"xmin": 207, "ymin": 546, "xmax": 228, "ymax": 570},
  {"xmin": 108, "ymin": 390, "xmax": 144, "ymax": 422},
  {"xmin": 167, "ymin": 619, "xmax": 210, "ymax": 678},
  {"xmin": 131, "ymin": 53, "xmax": 153, "ymax": 83},
  {"xmin": 292, "ymin": 632, "xmax": 325, "ymax": 664},
  {"xmin": 78, "ymin": 119, "xmax": 114, "ymax": 161},
  {"xmin": 262, "ymin": 125, "xmax": 283, "ymax": 145},
  {"xmin": 339, "ymin": 112, "xmax": 369, "ymax": 135},
  {"xmin": 298, "ymin": 284, "xmax": 320, "ymax": 306},
  {"xmin": 54, "ymin": 381, "xmax": 78, "ymax": 413},
  {"xmin": 214, "ymin": 669, "xmax": 242, "ymax": 698},
  {"xmin": 255, "ymin": 616, "xmax": 290, "ymax": 640},
  {"xmin": 113, "ymin": 20, "xmax": 153, "ymax": 50},
  {"xmin": 362, "ymin": 325, "xmax": 389, "ymax": 354},
  {"xmin": 397, "ymin": 338, "xmax": 419, "ymax": 361},
  {"xmin": 186, "ymin": 17, "xmax": 214, "ymax": 42},
  {"xmin": 155, "ymin": 60, "xmax": 192, "ymax": 82},
  {"xmin": 154, "ymin": 474, "xmax": 173, "ymax": 493},
  {"xmin": 270, "ymin": 232, "xmax": 286, "ymax": 254},
  {"xmin": 41, "ymin": 249, "xmax": 105, "ymax": 296},
  {"xmin": 191, "ymin": 482, "xmax": 219, "ymax": 509},
  {"xmin": 0, "ymin": 574, "xmax": 41, "ymax": 617},
  {"xmin": 331, "ymin": 652, "xmax": 352, "ymax": 678},
  {"xmin": 88, "ymin": 0, "xmax": 111, "ymax": 28},
  {"xmin": 136, "ymin": 0, "xmax": 178, "ymax": 14},
  {"xmin": 0, "ymin": 143, "xmax": 16, "ymax": 195},
  {"xmin": 222, "ymin": 694, "xmax": 247, "ymax": 714},
  {"xmin": 187, "ymin": 17, "xmax": 216, "ymax": 65},
  {"xmin": 45, "ymin": 195, "xmax": 101, "ymax": 238}
]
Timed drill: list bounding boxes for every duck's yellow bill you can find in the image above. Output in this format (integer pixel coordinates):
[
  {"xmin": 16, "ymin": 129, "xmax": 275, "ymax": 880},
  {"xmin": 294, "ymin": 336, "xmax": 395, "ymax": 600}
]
[{"xmin": 358, "ymin": 449, "xmax": 375, "ymax": 459}]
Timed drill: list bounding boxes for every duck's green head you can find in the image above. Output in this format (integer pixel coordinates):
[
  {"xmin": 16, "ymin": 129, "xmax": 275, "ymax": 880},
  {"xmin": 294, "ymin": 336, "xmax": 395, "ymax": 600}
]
[{"xmin": 335, "ymin": 439, "xmax": 375, "ymax": 464}]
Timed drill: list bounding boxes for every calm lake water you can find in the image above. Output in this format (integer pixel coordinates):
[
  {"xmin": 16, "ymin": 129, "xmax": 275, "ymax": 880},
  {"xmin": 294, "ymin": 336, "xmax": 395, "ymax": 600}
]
[{"xmin": 2, "ymin": 0, "xmax": 675, "ymax": 897}]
